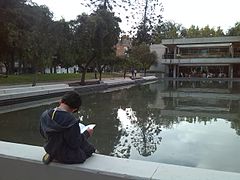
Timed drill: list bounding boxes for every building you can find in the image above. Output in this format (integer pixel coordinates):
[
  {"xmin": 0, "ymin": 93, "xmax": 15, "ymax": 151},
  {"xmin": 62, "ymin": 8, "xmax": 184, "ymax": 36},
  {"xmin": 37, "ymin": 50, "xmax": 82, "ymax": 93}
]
[
  {"xmin": 115, "ymin": 35, "xmax": 131, "ymax": 57},
  {"xmin": 150, "ymin": 36, "xmax": 240, "ymax": 78}
]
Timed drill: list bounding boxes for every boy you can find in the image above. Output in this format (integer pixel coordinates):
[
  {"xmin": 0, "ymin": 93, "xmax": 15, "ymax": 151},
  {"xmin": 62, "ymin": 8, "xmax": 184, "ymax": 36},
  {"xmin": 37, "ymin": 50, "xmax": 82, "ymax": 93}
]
[{"xmin": 40, "ymin": 91, "xmax": 95, "ymax": 164}]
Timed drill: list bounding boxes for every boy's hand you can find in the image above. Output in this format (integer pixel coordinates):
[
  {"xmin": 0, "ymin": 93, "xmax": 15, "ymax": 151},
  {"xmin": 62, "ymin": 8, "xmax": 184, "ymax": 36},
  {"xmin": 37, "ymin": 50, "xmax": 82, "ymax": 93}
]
[{"xmin": 87, "ymin": 128, "xmax": 94, "ymax": 136}]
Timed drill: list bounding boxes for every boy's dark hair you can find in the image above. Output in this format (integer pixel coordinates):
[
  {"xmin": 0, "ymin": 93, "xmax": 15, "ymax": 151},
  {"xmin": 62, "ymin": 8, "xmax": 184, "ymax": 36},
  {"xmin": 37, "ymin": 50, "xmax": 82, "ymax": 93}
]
[{"xmin": 61, "ymin": 91, "xmax": 82, "ymax": 109}]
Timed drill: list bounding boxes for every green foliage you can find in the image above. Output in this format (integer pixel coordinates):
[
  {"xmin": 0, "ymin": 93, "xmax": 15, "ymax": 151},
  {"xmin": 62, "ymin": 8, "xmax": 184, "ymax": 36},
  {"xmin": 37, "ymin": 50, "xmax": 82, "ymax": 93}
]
[
  {"xmin": 152, "ymin": 22, "xmax": 228, "ymax": 42},
  {"xmin": 92, "ymin": 8, "xmax": 121, "ymax": 79},
  {"xmin": 152, "ymin": 21, "xmax": 184, "ymax": 43},
  {"xmin": 130, "ymin": 43, "xmax": 157, "ymax": 76},
  {"xmin": 185, "ymin": 25, "xmax": 225, "ymax": 38},
  {"xmin": 0, "ymin": 0, "xmax": 55, "ymax": 75},
  {"xmin": 50, "ymin": 19, "xmax": 75, "ymax": 68},
  {"xmin": 70, "ymin": 7, "xmax": 121, "ymax": 82},
  {"xmin": 227, "ymin": 22, "xmax": 240, "ymax": 36}
]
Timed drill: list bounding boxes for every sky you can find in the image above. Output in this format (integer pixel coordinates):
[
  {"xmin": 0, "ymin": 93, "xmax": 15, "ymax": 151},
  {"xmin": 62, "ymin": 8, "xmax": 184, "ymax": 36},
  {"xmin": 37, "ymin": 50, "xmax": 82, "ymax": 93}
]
[{"xmin": 32, "ymin": 0, "xmax": 240, "ymax": 33}]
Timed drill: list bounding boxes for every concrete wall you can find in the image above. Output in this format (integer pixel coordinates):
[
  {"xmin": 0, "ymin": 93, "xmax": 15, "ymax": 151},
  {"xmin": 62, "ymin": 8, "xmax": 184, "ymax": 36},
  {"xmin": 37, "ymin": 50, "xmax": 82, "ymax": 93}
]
[
  {"xmin": 1, "ymin": 141, "xmax": 240, "ymax": 180},
  {"xmin": 150, "ymin": 44, "xmax": 167, "ymax": 76}
]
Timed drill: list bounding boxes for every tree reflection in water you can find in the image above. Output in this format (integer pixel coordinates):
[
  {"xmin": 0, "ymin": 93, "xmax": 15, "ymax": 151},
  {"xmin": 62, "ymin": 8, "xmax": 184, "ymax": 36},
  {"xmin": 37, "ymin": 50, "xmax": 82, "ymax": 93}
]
[{"xmin": 111, "ymin": 107, "xmax": 162, "ymax": 158}]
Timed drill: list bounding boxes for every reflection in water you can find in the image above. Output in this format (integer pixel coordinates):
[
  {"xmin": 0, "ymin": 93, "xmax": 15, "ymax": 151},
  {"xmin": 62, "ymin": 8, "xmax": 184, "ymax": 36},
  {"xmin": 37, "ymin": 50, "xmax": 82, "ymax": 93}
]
[
  {"xmin": 111, "ymin": 108, "xmax": 162, "ymax": 158},
  {"xmin": 1, "ymin": 80, "xmax": 240, "ymax": 173}
]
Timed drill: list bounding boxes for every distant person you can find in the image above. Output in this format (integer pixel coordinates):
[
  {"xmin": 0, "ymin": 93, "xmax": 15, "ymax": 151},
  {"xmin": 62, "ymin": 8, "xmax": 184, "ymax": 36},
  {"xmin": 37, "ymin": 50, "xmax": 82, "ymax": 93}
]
[
  {"xmin": 134, "ymin": 69, "xmax": 137, "ymax": 77},
  {"xmin": 40, "ymin": 91, "xmax": 96, "ymax": 164},
  {"xmin": 131, "ymin": 68, "xmax": 134, "ymax": 79}
]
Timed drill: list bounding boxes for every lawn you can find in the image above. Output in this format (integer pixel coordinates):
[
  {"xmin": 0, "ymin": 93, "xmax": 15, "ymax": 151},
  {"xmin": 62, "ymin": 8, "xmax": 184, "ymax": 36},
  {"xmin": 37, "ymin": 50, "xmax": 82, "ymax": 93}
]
[{"xmin": 0, "ymin": 72, "xmax": 123, "ymax": 85}]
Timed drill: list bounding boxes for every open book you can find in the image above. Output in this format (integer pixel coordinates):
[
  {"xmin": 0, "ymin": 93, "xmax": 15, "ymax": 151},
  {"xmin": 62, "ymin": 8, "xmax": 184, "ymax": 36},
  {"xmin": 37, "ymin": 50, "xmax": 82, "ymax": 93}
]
[{"xmin": 79, "ymin": 123, "xmax": 96, "ymax": 134}]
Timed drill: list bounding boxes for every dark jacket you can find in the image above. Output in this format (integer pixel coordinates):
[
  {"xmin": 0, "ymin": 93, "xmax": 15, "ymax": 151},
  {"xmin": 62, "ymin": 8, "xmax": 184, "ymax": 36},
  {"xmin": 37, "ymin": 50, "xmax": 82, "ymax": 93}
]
[{"xmin": 40, "ymin": 108, "xmax": 95, "ymax": 164}]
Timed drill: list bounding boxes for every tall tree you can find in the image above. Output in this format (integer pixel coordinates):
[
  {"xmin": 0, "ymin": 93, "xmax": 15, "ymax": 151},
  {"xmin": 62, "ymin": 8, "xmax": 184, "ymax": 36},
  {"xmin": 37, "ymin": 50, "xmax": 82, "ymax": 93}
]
[
  {"xmin": 50, "ymin": 19, "xmax": 74, "ymax": 73},
  {"xmin": 81, "ymin": 0, "xmax": 163, "ymax": 40},
  {"xmin": 0, "ymin": 0, "xmax": 28, "ymax": 74},
  {"xmin": 23, "ymin": 4, "xmax": 54, "ymax": 85},
  {"xmin": 92, "ymin": 7, "xmax": 121, "ymax": 80},
  {"xmin": 132, "ymin": 0, "xmax": 163, "ymax": 45},
  {"xmin": 71, "ymin": 13, "xmax": 97, "ymax": 84}
]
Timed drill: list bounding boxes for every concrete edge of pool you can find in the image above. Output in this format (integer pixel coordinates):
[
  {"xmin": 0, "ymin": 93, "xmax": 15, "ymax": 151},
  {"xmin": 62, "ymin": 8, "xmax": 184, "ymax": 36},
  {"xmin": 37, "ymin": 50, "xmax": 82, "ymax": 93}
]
[
  {"xmin": 0, "ymin": 141, "xmax": 240, "ymax": 180},
  {"xmin": 0, "ymin": 76, "xmax": 158, "ymax": 106}
]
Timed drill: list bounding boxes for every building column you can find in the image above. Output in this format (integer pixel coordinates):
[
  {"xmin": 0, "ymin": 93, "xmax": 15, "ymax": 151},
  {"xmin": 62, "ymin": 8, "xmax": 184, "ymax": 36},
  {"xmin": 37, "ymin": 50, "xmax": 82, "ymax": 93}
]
[
  {"xmin": 177, "ymin": 65, "xmax": 179, "ymax": 78},
  {"xmin": 228, "ymin": 64, "xmax": 233, "ymax": 78},
  {"xmin": 230, "ymin": 45, "xmax": 234, "ymax": 58},
  {"xmin": 173, "ymin": 64, "xmax": 177, "ymax": 78},
  {"xmin": 174, "ymin": 47, "xmax": 177, "ymax": 59}
]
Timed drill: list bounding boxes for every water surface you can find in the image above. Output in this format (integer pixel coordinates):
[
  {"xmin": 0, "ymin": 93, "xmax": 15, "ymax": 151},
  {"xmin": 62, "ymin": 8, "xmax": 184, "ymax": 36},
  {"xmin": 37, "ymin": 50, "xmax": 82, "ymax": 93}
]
[{"xmin": 0, "ymin": 80, "xmax": 240, "ymax": 173}]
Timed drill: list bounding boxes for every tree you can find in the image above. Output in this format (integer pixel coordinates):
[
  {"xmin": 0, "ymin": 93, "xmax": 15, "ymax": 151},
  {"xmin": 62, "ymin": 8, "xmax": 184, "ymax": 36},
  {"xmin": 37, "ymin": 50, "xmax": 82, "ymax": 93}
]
[
  {"xmin": 184, "ymin": 25, "xmax": 225, "ymax": 38},
  {"xmin": 215, "ymin": 26, "xmax": 225, "ymax": 36},
  {"xmin": 0, "ymin": 0, "xmax": 55, "ymax": 84},
  {"xmin": 71, "ymin": 13, "xmax": 97, "ymax": 84},
  {"xmin": 92, "ymin": 7, "xmax": 121, "ymax": 81},
  {"xmin": 50, "ymin": 19, "xmax": 75, "ymax": 73},
  {"xmin": 132, "ymin": 0, "xmax": 163, "ymax": 45},
  {"xmin": 185, "ymin": 25, "xmax": 201, "ymax": 38},
  {"xmin": 81, "ymin": 0, "xmax": 163, "ymax": 40},
  {"xmin": 130, "ymin": 43, "xmax": 157, "ymax": 76},
  {"xmin": 152, "ymin": 21, "xmax": 184, "ymax": 43},
  {"xmin": 199, "ymin": 25, "xmax": 216, "ymax": 37},
  {"xmin": 227, "ymin": 22, "xmax": 240, "ymax": 36},
  {"xmin": 0, "ymin": 0, "xmax": 28, "ymax": 74},
  {"xmin": 23, "ymin": 4, "xmax": 54, "ymax": 85}
]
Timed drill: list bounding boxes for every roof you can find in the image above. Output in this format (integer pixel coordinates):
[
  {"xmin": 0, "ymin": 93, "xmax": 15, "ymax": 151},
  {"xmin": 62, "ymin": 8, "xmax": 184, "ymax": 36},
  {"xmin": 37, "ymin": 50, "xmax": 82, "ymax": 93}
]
[
  {"xmin": 177, "ymin": 43, "xmax": 232, "ymax": 48},
  {"xmin": 162, "ymin": 36, "xmax": 240, "ymax": 45}
]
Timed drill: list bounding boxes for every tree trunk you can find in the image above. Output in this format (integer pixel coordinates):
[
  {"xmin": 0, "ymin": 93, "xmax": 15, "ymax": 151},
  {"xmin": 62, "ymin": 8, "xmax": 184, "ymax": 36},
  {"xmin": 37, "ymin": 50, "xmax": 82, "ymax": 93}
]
[
  {"xmin": 144, "ymin": 68, "xmax": 147, "ymax": 77},
  {"xmin": 9, "ymin": 52, "xmax": 15, "ymax": 74},
  {"xmin": 31, "ymin": 57, "xmax": 38, "ymax": 86},
  {"xmin": 94, "ymin": 68, "xmax": 98, "ymax": 79},
  {"xmin": 32, "ymin": 72, "xmax": 37, "ymax": 86},
  {"xmin": 81, "ymin": 69, "xmax": 86, "ymax": 85},
  {"xmin": 123, "ymin": 69, "xmax": 126, "ymax": 79},
  {"xmin": 99, "ymin": 71, "xmax": 102, "ymax": 81}
]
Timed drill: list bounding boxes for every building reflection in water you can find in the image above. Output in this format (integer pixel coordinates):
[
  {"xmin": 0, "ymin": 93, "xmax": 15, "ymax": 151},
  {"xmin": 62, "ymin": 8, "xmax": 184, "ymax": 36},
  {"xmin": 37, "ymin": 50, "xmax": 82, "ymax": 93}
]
[{"xmin": 149, "ymin": 80, "xmax": 240, "ymax": 135}]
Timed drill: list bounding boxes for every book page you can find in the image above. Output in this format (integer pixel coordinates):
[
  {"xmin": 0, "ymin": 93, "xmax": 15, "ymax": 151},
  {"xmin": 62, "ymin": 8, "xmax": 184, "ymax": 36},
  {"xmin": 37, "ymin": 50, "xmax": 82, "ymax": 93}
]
[{"xmin": 79, "ymin": 123, "xmax": 96, "ymax": 134}]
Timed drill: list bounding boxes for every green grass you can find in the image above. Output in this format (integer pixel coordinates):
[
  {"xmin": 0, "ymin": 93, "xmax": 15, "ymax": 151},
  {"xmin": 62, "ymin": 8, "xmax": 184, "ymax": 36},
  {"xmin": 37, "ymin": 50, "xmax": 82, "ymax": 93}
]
[{"xmin": 0, "ymin": 72, "xmax": 123, "ymax": 85}]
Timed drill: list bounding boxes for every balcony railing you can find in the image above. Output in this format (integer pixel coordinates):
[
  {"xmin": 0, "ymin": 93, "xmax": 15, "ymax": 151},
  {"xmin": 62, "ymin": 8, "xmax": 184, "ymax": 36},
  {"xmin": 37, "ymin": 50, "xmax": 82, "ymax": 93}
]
[{"xmin": 162, "ymin": 53, "xmax": 240, "ymax": 59}]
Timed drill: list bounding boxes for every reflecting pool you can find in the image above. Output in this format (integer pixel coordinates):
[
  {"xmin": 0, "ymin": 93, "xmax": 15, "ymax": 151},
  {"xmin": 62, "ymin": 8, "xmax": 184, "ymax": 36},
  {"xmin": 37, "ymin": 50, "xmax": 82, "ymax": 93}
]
[{"xmin": 0, "ymin": 80, "xmax": 240, "ymax": 173}]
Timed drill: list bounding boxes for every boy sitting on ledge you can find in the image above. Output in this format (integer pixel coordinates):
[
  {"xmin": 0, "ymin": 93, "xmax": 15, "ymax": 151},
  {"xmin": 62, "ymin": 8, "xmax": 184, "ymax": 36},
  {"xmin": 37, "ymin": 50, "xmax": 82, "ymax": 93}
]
[{"xmin": 40, "ymin": 91, "xmax": 96, "ymax": 164}]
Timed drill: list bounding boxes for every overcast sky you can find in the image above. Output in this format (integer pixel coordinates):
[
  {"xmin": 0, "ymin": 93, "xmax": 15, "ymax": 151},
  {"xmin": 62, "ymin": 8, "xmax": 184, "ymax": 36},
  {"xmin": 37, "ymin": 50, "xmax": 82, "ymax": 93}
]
[{"xmin": 32, "ymin": 0, "xmax": 239, "ymax": 33}]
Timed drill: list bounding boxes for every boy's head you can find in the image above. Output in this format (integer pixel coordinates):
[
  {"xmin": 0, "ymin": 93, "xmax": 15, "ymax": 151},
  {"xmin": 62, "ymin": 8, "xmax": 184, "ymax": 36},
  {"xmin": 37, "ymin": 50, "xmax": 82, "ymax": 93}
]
[{"xmin": 61, "ymin": 91, "xmax": 82, "ymax": 112}]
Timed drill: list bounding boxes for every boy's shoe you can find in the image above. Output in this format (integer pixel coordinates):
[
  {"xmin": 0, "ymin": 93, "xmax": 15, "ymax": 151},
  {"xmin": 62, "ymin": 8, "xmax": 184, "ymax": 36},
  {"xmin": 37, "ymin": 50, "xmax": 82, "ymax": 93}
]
[
  {"xmin": 95, "ymin": 149, "xmax": 100, "ymax": 154},
  {"xmin": 42, "ymin": 153, "xmax": 52, "ymax": 165}
]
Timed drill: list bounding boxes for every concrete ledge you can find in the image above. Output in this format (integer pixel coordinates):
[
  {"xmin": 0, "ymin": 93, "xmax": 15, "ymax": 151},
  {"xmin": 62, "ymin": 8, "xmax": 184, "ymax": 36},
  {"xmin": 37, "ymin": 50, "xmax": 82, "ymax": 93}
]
[
  {"xmin": 0, "ymin": 141, "xmax": 240, "ymax": 180},
  {"xmin": 142, "ymin": 76, "xmax": 158, "ymax": 81},
  {"xmin": 0, "ymin": 84, "xmax": 74, "ymax": 104},
  {"xmin": 0, "ymin": 84, "xmax": 71, "ymax": 94},
  {"xmin": 102, "ymin": 78, "xmax": 135, "ymax": 87},
  {"xmin": 0, "ymin": 77, "xmax": 159, "ymax": 106}
]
